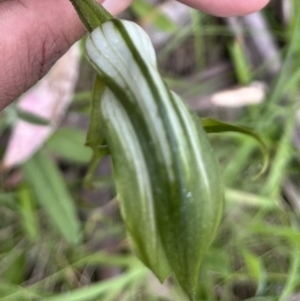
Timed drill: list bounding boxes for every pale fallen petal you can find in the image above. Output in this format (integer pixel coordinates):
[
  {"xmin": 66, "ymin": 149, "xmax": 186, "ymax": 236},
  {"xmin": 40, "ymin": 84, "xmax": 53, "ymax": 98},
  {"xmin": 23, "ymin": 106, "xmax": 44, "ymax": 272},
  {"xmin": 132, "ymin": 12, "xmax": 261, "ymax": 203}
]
[
  {"xmin": 2, "ymin": 43, "xmax": 80, "ymax": 169},
  {"xmin": 210, "ymin": 82, "xmax": 266, "ymax": 108}
]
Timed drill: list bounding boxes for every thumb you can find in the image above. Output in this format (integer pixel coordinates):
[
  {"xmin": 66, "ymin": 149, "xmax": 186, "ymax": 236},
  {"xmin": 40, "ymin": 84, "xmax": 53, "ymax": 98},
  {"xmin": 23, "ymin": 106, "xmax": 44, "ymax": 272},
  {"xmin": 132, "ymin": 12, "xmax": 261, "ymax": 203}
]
[
  {"xmin": 178, "ymin": 0, "xmax": 269, "ymax": 17},
  {"xmin": 0, "ymin": 0, "xmax": 132, "ymax": 109}
]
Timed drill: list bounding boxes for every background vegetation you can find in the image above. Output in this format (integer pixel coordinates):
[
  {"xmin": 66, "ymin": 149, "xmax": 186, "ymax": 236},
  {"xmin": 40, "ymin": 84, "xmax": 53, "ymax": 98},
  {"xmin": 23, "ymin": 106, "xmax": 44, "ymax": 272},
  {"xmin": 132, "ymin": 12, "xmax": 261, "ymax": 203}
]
[{"xmin": 1, "ymin": 0, "xmax": 300, "ymax": 300}]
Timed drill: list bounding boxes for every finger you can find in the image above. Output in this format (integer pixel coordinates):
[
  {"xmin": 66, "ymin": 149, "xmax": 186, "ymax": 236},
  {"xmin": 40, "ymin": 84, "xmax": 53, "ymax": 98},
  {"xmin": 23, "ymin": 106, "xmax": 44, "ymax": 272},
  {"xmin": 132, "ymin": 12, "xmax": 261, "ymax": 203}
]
[
  {"xmin": 179, "ymin": 0, "xmax": 270, "ymax": 17},
  {"xmin": 0, "ymin": 0, "xmax": 133, "ymax": 109}
]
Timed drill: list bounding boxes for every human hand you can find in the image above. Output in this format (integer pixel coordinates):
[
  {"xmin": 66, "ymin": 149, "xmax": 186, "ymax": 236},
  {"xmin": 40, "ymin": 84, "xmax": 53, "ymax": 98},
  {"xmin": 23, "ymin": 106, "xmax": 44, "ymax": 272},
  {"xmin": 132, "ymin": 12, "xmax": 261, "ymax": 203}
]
[{"xmin": 0, "ymin": 0, "xmax": 269, "ymax": 110}]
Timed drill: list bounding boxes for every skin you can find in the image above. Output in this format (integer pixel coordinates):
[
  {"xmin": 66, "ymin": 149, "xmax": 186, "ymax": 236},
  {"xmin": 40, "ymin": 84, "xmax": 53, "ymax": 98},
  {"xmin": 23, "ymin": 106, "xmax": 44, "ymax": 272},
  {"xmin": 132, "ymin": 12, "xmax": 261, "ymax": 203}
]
[{"xmin": 0, "ymin": 0, "xmax": 269, "ymax": 110}]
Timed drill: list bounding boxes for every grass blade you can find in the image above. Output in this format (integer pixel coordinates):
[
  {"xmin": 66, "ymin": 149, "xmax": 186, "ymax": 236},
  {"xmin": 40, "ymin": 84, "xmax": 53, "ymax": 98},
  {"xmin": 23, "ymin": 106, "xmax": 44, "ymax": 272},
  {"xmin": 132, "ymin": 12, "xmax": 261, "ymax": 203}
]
[
  {"xmin": 22, "ymin": 151, "xmax": 80, "ymax": 244},
  {"xmin": 43, "ymin": 267, "xmax": 146, "ymax": 301},
  {"xmin": 17, "ymin": 185, "xmax": 39, "ymax": 241},
  {"xmin": 201, "ymin": 117, "xmax": 269, "ymax": 177}
]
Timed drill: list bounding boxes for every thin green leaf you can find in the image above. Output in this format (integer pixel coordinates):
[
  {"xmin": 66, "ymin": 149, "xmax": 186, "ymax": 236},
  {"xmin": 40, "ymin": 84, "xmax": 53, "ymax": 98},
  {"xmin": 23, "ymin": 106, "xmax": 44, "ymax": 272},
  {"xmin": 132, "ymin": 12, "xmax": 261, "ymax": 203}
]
[
  {"xmin": 278, "ymin": 250, "xmax": 300, "ymax": 301},
  {"xmin": 17, "ymin": 184, "xmax": 39, "ymax": 241},
  {"xmin": 16, "ymin": 108, "xmax": 50, "ymax": 126},
  {"xmin": 226, "ymin": 189, "xmax": 275, "ymax": 209},
  {"xmin": 25, "ymin": 253, "xmax": 137, "ymax": 294},
  {"xmin": 265, "ymin": 2, "xmax": 300, "ymax": 108},
  {"xmin": 0, "ymin": 252, "xmax": 25, "ymax": 286},
  {"xmin": 201, "ymin": 117, "xmax": 269, "ymax": 178},
  {"xmin": 0, "ymin": 240, "xmax": 26, "ymax": 286},
  {"xmin": 131, "ymin": 0, "xmax": 177, "ymax": 32},
  {"xmin": 191, "ymin": 10, "xmax": 205, "ymax": 71},
  {"xmin": 262, "ymin": 104, "xmax": 297, "ymax": 198},
  {"xmin": 247, "ymin": 297, "xmax": 277, "ymax": 301},
  {"xmin": 229, "ymin": 39, "xmax": 252, "ymax": 85},
  {"xmin": 0, "ymin": 281, "xmax": 42, "ymax": 300},
  {"xmin": 22, "ymin": 151, "xmax": 80, "ymax": 244},
  {"xmin": 43, "ymin": 267, "xmax": 146, "ymax": 301},
  {"xmin": 47, "ymin": 127, "xmax": 92, "ymax": 164},
  {"xmin": 250, "ymin": 225, "xmax": 300, "ymax": 245},
  {"xmin": 222, "ymin": 140, "xmax": 255, "ymax": 186},
  {"xmin": 243, "ymin": 249, "xmax": 266, "ymax": 294}
]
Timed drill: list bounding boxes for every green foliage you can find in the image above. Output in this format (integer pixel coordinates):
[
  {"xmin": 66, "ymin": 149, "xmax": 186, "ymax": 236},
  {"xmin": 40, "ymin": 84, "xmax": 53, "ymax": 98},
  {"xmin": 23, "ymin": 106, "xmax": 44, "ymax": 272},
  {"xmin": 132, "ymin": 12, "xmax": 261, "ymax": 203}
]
[
  {"xmin": 22, "ymin": 151, "xmax": 81, "ymax": 244},
  {"xmin": 43, "ymin": 267, "xmax": 146, "ymax": 301},
  {"xmin": 16, "ymin": 108, "xmax": 50, "ymax": 126},
  {"xmin": 201, "ymin": 117, "xmax": 269, "ymax": 177},
  {"xmin": 229, "ymin": 39, "xmax": 252, "ymax": 85},
  {"xmin": 131, "ymin": 0, "xmax": 178, "ymax": 32},
  {"xmin": 17, "ymin": 184, "xmax": 39, "ymax": 241},
  {"xmin": 1, "ymin": 1, "xmax": 300, "ymax": 300},
  {"xmin": 47, "ymin": 127, "xmax": 92, "ymax": 164}
]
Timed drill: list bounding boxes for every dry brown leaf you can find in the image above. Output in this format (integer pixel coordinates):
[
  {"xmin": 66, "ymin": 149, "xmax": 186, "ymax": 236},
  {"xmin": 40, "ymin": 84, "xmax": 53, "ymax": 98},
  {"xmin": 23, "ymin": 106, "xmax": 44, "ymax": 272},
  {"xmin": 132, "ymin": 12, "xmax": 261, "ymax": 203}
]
[{"xmin": 2, "ymin": 43, "xmax": 80, "ymax": 169}]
